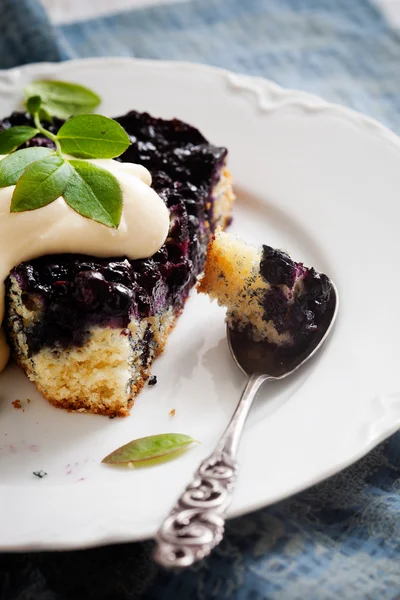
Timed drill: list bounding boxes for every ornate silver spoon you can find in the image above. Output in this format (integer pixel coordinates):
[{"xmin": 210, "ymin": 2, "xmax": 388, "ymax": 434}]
[{"xmin": 154, "ymin": 281, "xmax": 339, "ymax": 568}]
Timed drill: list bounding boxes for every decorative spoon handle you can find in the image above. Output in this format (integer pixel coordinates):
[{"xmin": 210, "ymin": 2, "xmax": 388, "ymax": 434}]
[{"xmin": 153, "ymin": 373, "xmax": 267, "ymax": 568}]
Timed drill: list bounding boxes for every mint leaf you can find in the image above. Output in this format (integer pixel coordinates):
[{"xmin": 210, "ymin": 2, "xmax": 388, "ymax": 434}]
[
  {"xmin": 57, "ymin": 115, "xmax": 130, "ymax": 159},
  {"xmin": 0, "ymin": 147, "xmax": 53, "ymax": 187},
  {"xmin": 26, "ymin": 95, "xmax": 42, "ymax": 116},
  {"xmin": 24, "ymin": 80, "xmax": 101, "ymax": 119},
  {"xmin": 0, "ymin": 126, "xmax": 39, "ymax": 154},
  {"xmin": 102, "ymin": 433, "xmax": 198, "ymax": 466},
  {"xmin": 11, "ymin": 155, "xmax": 72, "ymax": 212},
  {"xmin": 64, "ymin": 160, "xmax": 123, "ymax": 228}
]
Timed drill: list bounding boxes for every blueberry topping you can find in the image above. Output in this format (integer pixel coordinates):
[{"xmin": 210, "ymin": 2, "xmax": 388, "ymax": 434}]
[
  {"xmin": 6, "ymin": 109, "xmax": 227, "ymax": 354},
  {"xmin": 261, "ymin": 266, "xmax": 332, "ymax": 342},
  {"xmin": 260, "ymin": 245, "xmax": 296, "ymax": 288}
]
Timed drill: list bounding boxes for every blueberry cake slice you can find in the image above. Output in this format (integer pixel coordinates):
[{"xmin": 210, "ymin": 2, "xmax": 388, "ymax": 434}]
[
  {"xmin": 198, "ymin": 230, "xmax": 332, "ymax": 347},
  {"xmin": 4, "ymin": 111, "xmax": 234, "ymax": 417}
]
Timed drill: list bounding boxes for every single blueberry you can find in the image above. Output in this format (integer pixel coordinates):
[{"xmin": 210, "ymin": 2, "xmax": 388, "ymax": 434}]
[
  {"xmin": 260, "ymin": 245, "xmax": 295, "ymax": 288},
  {"xmin": 137, "ymin": 262, "xmax": 161, "ymax": 292},
  {"xmin": 166, "ymin": 260, "xmax": 191, "ymax": 291},
  {"xmin": 101, "ymin": 261, "xmax": 132, "ymax": 286},
  {"xmin": 72, "ymin": 260, "xmax": 97, "ymax": 276},
  {"xmin": 103, "ymin": 283, "xmax": 134, "ymax": 316},
  {"xmin": 303, "ymin": 269, "xmax": 332, "ymax": 303},
  {"xmin": 73, "ymin": 271, "xmax": 109, "ymax": 310}
]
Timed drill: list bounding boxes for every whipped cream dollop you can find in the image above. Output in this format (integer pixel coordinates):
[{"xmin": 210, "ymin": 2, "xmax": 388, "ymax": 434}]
[{"xmin": 0, "ymin": 158, "xmax": 170, "ymax": 372}]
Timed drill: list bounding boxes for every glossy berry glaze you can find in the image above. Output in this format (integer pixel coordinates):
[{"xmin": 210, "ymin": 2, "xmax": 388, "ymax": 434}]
[
  {"xmin": 3, "ymin": 111, "xmax": 227, "ymax": 354},
  {"xmin": 260, "ymin": 245, "xmax": 332, "ymax": 344}
]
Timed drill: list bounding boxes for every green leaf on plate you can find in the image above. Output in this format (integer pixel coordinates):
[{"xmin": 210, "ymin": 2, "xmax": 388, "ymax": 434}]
[
  {"xmin": 26, "ymin": 94, "xmax": 42, "ymax": 116},
  {"xmin": 57, "ymin": 114, "xmax": 130, "ymax": 159},
  {"xmin": 102, "ymin": 433, "xmax": 199, "ymax": 466},
  {"xmin": 64, "ymin": 159, "xmax": 123, "ymax": 228},
  {"xmin": 11, "ymin": 155, "xmax": 72, "ymax": 212},
  {"xmin": 0, "ymin": 126, "xmax": 39, "ymax": 154},
  {"xmin": 0, "ymin": 147, "xmax": 54, "ymax": 187},
  {"xmin": 24, "ymin": 79, "xmax": 101, "ymax": 119}
]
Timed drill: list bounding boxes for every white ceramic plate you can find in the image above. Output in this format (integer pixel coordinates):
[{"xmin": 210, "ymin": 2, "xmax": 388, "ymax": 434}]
[{"xmin": 0, "ymin": 58, "xmax": 399, "ymax": 551}]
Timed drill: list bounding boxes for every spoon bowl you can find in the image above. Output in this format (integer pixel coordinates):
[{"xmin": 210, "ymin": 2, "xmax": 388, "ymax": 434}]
[{"xmin": 227, "ymin": 280, "xmax": 339, "ymax": 379}]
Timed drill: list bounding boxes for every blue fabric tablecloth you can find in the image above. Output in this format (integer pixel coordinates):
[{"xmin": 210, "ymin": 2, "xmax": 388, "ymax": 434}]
[{"xmin": 0, "ymin": 1, "xmax": 399, "ymax": 599}]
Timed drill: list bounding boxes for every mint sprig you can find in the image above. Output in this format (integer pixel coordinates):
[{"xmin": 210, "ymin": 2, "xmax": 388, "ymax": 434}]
[{"xmin": 0, "ymin": 80, "xmax": 131, "ymax": 229}]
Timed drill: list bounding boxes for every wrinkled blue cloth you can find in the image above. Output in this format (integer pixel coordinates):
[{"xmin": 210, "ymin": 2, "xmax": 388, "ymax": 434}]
[{"xmin": 0, "ymin": 1, "xmax": 399, "ymax": 599}]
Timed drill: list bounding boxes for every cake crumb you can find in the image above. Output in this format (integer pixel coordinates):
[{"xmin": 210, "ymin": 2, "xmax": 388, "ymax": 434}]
[
  {"xmin": 148, "ymin": 376, "xmax": 157, "ymax": 386},
  {"xmin": 169, "ymin": 409, "xmax": 176, "ymax": 417},
  {"xmin": 12, "ymin": 399, "xmax": 30, "ymax": 411},
  {"xmin": 33, "ymin": 470, "xmax": 47, "ymax": 478}
]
